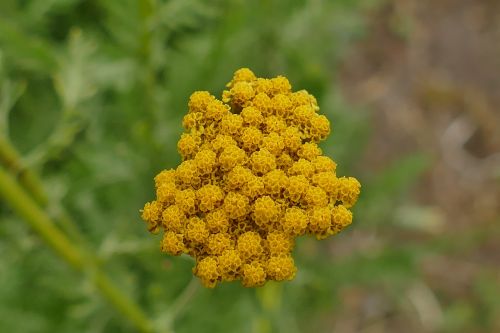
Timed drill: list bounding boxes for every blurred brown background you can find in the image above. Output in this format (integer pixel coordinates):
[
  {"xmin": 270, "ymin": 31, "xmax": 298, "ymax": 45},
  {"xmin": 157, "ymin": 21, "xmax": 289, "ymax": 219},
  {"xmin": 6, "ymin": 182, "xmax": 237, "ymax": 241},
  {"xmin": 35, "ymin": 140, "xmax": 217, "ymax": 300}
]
[{"xmin": 336, "ymin": 1, "xmax": 500, "ymax": 331}]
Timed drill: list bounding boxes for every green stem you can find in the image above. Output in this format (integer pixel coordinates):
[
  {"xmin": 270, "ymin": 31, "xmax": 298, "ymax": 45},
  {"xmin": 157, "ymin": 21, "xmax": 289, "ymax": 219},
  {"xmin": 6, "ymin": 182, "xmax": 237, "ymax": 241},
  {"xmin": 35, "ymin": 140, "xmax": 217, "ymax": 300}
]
[
  {"xmin": 254, "ymin": 282, "xmax": 282, "ymax": 333},
  {"xmin": 0, "ymin": 136, "xmax": 47, "ymax": 205},
  {"xmin": 0, "ymin": 166, "xmax": 155, "ymax": 333},
  {"xmin": 0, "ymin": 136, "xmax": 91, "ymax": 247},
  {"xmin": 168, "ymin": 278, "xmax": 200, "ymax": 322}
]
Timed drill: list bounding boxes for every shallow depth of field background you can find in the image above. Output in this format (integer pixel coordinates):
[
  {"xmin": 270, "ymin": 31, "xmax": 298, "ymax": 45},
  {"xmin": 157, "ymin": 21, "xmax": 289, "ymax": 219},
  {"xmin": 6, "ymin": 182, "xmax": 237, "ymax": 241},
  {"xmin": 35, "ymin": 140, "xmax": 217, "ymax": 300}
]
[{"xmin": 0, "ymin": 0, "xmax": 499, "ymax": 332}]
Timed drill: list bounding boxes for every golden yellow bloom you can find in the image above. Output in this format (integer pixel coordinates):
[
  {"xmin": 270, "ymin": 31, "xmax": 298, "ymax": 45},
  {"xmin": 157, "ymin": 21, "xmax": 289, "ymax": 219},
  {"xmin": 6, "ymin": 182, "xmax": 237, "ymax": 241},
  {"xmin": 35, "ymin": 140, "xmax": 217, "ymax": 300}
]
[
  {"xmin": 270, "ymin": 76, "xmax": 292, "ymax": 95},
  {"xmin": 241, "ymin": 127, "xmax": 263, "ymax": 152},
  {"xmin": 220, "ymin": 114, "xmax": 243, "ymax": 136},
  {"xmin": 262, "ymin": 132, "xmax": 285, "ymax": 156},
  {"xmin": 336, "ymin": 177, "xmax": 362, "ymax": 208},
  {"xmin": 249, "ymin": 149, "xmax": 276, "ymax": 175},
  {"xmin": 237, "ymin": 231, "xmax": 264, "ymax": 260},
  {"xmin": 241, "ymin": 174, "xmax": 265, "ymax": 199},
  {"xmin": 282, "ymin": 126, "xmax": 302, "ymax": 153},
  {"xmin": 266, "ymin": 255, "xmax": 296, "ymax": 281},
  {"xmin": 228, "ymin": 68, "xmax": 257, "ymax": 86},
  {"xmin": 205, "ymin": 99, "xmax": 229, "ymax": 122},
  {"xmin": 308, "ymin": 206, "xmax": 331, "ymax": 237},
  {"xmin": 194, "ymin": 149, "xmax": 217, "ymax": 175},
  {"xmin": 141, "ymin": 68, "xmax": 361, "ymax": 287},
  {"xmin": 188, "ymin": 91, "xmax": 214, "ymax": 113},
  {"xmin": 154, "ymin": 169, "xmax": 176, "ymax": 188},
  {"xmin": 218, "ymin": 145, "xmax": 246, "ymax": 171},
  {"xmin": 225, "ymin": 165, "xmax": 253, "ymax": 190},
  {"xmin": 266, "ymin": 231, "xmax": 294, "ymax": 255},
  {"xmin": 211, "ymin": 134, "xmax": 236, "ymax": 153},
  {"xmin": 298, "ymin": 142, "xmax": 322, "ymax": 161},
  {"xmin": 177, "ymin": 133, "xmax": 199, "ymax": 158},
  {"xmin": 218, "ymin": 249, "xmax": 242, "ymax": 281},
  {"xmin": 303, "ymin": 186, "xmax": 328, "ymax": 207},
  {"xmin": 263, "ymin": 169, "xmax": 288, "ymax": 198},
  {"xmin": 176, "ymin": 160, "xmax": 200, "ymax": 187},
  {"xmin": 251, "ymin": 92, "xmax": 272, "ymax": 114},
  {"xmin": 227, "ymin": 81, "xmax": 255, "ymax": 107},
  {"xmin": 196, "ymin": 184, "xmax": 224, "ymax": 212},
  {"xmin": 194, "ymin": 257, "xmax": 220, "ymax": 288},
  {"xmin": 242, "ymin": 261, "xmax": 266, "ymax": 287},
  {"xmin": 282, "ymin": 207, "xmax": 308, "ymax": 236},
  {"xmin": 161, "ymin": 231, "xmax": 185, "ymax": 256},
  {"xmin": 161, "ymin": 205, "xmax": 185, "ymax": 233},
  {"xmin": 205, "ymin": 209, "xmax": 230, "ymax": 233},
  {"xmin": 264, "ymin": 115, "xmax": 287, "ymax": 134},
  {"xmin": 288, "ymin": 158, "xmax": 315, "ymax": 178},
  {"xmin": 240, "ymin": 106, "xmax": 264, "ymax": 126},
  {"xmin": 331, "ymin": 205, "xmax": 353, "ymax": 231},
  {"xmin": 141, "ymin": 200, "xmax": 162, "ymax": 233},
  {"xmin": 309, "ymin": 115, "xmax": 330, "ymax": 140},
  {"xmin": 276, "ymin": 153, "xmax": 293, "ymax": 171},
  {"xmin": 312, "ymin": 171, "xmax": 338, "ymax": 194},
  {"xmin": 290, "ymin": 90, "xmax": 318, "ymax": 109},
  {"xmin": 223, "ymin": 191, "xmax": 249, "ymax": 219},
  {"xmin": 174, "ymin": 189, "xmax": 196, "ymax": 215},
  {"xmin": 156, "ymin": 181, "xmax": 177, "ymax": 205},
  {"xmin": 253, "ymin": 195, "xmax": 280, "ymax": 228},
  {"xmin": 285, "ymin": 175, "xmax": 309, "ymax": 203},
  {"xmin": 271, "ymin": 94, "xmax": 293, "ymax": 117},
  {"xmin": 206, "ymin": 232, "xmax": 232, "ymax": 256},
  {"xmin": 185, "ymin": 217, "xmax": 209, "ymax": 244}
]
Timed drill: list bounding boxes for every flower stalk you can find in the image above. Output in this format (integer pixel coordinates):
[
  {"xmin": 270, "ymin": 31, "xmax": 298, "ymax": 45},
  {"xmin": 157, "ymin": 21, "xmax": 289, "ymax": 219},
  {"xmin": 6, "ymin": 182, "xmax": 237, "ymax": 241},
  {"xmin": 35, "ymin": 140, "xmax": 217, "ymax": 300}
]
[{"xmin": 0, "ymin": 136, "xmax": 91, "ymax": 249}]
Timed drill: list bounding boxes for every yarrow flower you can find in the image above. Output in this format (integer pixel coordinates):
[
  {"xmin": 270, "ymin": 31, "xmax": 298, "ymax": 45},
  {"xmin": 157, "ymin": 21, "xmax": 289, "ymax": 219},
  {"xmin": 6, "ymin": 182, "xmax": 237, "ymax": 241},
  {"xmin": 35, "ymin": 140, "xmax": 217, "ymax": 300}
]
[{"xmin": 141, "ymin": 68, "xmax": 361, "ymax": 288}]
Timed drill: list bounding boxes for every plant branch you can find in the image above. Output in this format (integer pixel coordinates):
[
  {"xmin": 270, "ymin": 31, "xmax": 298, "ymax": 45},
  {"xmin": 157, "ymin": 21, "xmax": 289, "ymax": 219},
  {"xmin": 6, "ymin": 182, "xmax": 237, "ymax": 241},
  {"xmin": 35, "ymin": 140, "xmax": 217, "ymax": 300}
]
[
  {"xmin": 0, "ymin": 136, "xmax": 90, "ymax": 246},
  {"xmin": 0, "ymin": 166, "xmax": 155, "ymax": 333},
  {"xmin": 0, "ymin": 136, "xmax": 48, "ymax": 204}
]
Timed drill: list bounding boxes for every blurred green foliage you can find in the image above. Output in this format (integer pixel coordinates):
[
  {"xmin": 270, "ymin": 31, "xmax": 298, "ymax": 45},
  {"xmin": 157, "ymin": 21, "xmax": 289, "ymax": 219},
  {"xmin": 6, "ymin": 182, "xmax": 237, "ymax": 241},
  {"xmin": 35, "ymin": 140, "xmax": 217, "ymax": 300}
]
[{"xmin": 1, "ymin": 1, "xmax": 498, "ymax": 333}]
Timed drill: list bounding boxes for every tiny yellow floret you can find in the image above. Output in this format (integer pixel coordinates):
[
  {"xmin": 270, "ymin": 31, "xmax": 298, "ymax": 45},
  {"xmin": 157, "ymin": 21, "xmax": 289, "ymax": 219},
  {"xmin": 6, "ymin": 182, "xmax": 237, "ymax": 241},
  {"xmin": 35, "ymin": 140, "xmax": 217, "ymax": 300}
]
[
  {"xmin": 161, "ymin": 231, "xmax": 185, "ymax": 256},
  {"xmin": 242, "ymin": 261, "xmax": 266, "ymax": 287},
  {"xmin": 194, "ymin": 257, "xmax": 220, "ymax": 288}
]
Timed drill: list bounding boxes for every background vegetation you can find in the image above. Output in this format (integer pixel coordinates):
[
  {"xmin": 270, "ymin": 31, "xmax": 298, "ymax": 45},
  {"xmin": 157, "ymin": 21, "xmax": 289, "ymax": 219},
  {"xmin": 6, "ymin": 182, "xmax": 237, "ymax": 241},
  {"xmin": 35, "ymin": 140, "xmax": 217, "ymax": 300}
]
[{"xmin": 0, "ymin": 0, "xmax": 499, "ymax": 332}]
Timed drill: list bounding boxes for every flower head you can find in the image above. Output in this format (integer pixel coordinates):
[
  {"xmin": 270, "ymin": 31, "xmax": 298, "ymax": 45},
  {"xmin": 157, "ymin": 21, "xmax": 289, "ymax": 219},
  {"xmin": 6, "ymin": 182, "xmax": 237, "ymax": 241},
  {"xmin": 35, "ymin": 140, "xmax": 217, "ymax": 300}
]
[{"xmin": 141, "ymin": 68, "xmax": 361, "ymax": 287}]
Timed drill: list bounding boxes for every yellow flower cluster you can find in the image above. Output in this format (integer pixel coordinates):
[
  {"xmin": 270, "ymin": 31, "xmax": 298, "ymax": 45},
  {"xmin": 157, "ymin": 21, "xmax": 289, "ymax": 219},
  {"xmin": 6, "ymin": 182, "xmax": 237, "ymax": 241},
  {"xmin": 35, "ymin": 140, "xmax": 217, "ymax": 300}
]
[{"xmin": 141, "ymin": 68, "xmax": 361, "ymax": 288}]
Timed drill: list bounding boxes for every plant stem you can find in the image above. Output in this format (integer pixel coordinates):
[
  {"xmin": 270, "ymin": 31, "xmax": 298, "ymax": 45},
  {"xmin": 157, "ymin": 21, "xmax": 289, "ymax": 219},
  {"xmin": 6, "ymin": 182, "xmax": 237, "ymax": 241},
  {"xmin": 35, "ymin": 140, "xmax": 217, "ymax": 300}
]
[
  {"xmin": 168, "ymin": 278, "xmax": 200, "ymax": 322},
  {"xmin": 0, "ymin": 136, "xmax": 90, "ymax": 247},
  {"xmin": 0, "ymin": 136, "xmax": 47, "ymax": 205},
  {"xmin": 0, "ymin": 166, "xmax": 155, "ymax": 333}
]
